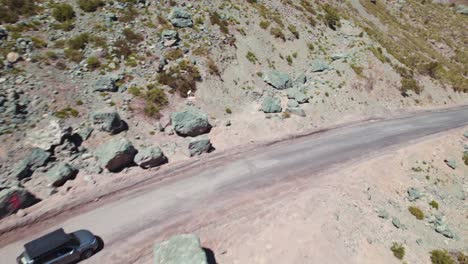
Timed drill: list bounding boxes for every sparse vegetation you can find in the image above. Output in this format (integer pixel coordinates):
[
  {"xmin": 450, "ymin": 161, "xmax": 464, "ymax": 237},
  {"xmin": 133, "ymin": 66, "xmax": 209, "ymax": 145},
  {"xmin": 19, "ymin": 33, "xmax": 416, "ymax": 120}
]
[
  {"xmin": 429, "ymin": 200, "xmax": 439, "ymax": 210},
  {"xmin": 165, "ymin": 49, "xmax": 184, "ymax": 61},
  {"xmin": 246, "ymin": 51, "xmax": 258, "ymax": 64},
  {"xmin": 157, "ymin": 60, "xmax": 201, "ymax": 98},
  {"xmin": 210, "ymin": 11, "xmax": 229, "ymax": 34},
  {"xmin": 67, "ymin": 33, "xmax": 90, "ymax": 50},
  {"xmin": 323, "ymin": 4, "xmax": 340, "ymax": 30},
  {"xmin": 430, "ymin": 250, "xmax": 456, "ymax": 264},
  {"xmin": 259, "ymin": 20, "xmax": 270, "ymax": 29},
  {"xmin": 206, "ymin": 58, "xmax": 221, "ymax": 77},
  {"xmin": 122, "ymin": 28, "xmax": 144, "ymax": 44},
  {"xmin": 408, "ymin": 206, "xmax": 424, "ymax": 220},
  {"xmin": 288, "ymin": 24, "xmax": 299, "ymax": 39},
  {"xmin": 54, "ymin": 107, "xmax": 79, "ymax": 119},
  {"xmin": 86, "ymin": 56, "xmax": 101, "ymax": 70},
  {"xmin": 0, "ymin": 0, "xmax": 40, "ymax": 24},
  {"xmin": 77, "ymin": 0, "xmax": 105, "ymax": 12},
  {"xmin": 464, "ymin": 152, "xmax": 468, "ymax": 166},
  {"xmin": 400, "ymin": 77, "xmax": 422, "ymax": 96},
  {"xmin": 225, "ymin": 108, "xmax": 232, "ymax": 114},
  {"xmin": 270, "ymin": 27, "xmax": 285, "ymax": 41},
  {"xmin": 52, "ymin": 3, "xmax": 75, "ymax": 22},
  {"xmin": 351, "ymin": 64, "xmax": 364, "ymax": 77},
  {"xmin": 390, "ymin": 243, "xmax": 405, "ymax": 260}
]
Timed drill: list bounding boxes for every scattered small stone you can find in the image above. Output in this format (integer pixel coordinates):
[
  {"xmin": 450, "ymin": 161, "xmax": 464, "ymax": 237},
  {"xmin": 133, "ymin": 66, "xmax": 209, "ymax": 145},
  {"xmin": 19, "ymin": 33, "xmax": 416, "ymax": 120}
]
[
  {"xmin": 6, "ymin": 52, "xmax": 20, "ymax": 63},
  {"xmin": 444, "ymin": 158, "xmax": 457, "ymax": 170},
  {"xmin": 168, "ymin": 8, "xmax": 193, "ymax": 28},
  {"xmin": 377, "ymin": 209, "xmax": 389, "ymax": 219},
  {"xmin": 392, "ymin": 217, "xmax": 403, "ymax": 229},
  {"xmin": 407, "ymin": 187, "xmax": 423, "ymax": 202}
]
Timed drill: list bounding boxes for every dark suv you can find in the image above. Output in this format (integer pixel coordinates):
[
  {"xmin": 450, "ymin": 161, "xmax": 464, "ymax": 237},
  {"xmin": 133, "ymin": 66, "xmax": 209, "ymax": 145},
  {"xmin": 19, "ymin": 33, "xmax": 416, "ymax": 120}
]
[{"xmin": 17, "ymin": 228, "xmax": 99, "ymax": 264}]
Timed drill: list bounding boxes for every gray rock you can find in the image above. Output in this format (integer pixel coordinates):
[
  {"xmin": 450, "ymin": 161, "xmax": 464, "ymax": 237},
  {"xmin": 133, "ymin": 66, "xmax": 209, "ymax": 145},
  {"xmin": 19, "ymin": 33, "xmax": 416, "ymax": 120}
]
[
  {"xmin": 263, "ymin": 71, "xmax": 292, "ymax": 90},
  {"xmin": 76, "ymin": 127, "xmax": 93, "ymax": 140},
  {"xmin": 91, "ymin": 110, "xmax": 126, "ymax": 134},
  {"xmin": 95, "ymin": 137, "xmax": 138, "ymax": 172},
  {"xmin": 435, "ymin": 224, "xmax": 454, "ymax": 238},
  {"xmin": 286, "ymin": 107, "xmax": 306, "ymax": 117},
  {"xmin": 311, "ymin": 59, "xmax": 330, "ymax": 72},
  {"xmin": 25, "ymin": 120, "xmax": 72, "ymax": 150},
  {"xmin": 94, "ymin": 76, "xmax": 118, "ymax": 92},
  {"xmin": 407, "ymin": 187, "xmax": 423, "ymax": 202},
  {"xmin": 392, "ymin": 217, "xmax": 403, "ymax": 229},
  {"xmin": 463, "ymin": 131, "xmax": 468, "ymax": 138},
  {"xmin": 377, "ymin": 209, "xmax": 389, "ymax": 219},
  {"xmin": 154, "ymin": 234, "xmax": 207, "ymax": 264},
  {"xmin": 161, "ymin": 30, "xmax": 178, "ymax": 40},
  {"xmin": 331, "ymin": 53, "xmax": 347, "ymax": 61},
  {"xmin": 168, "ymin": 8, "xmax": 193, "ymax": 28},
  {"xmin": 0, "ymin": 27, "xmax": 7, "ymax": 40},
  {"xmin": 0, "ymin": 186, "xmax": 38, "ymax": 219},
  {"xmin": 444, "ymin": 159, "xmax": 457, "ymax": 169},
  {"xmin": 295, "ymin": 74, "xmax": 307, "ymax": 85},
  {"xmin": 261, "ymin": 96, "xmax": 282, "ymax": 113},
  {"xmin": 416, "ymin": 238, "xmax": 423, "ymax": 245},
  {"xmin": 10, "ymin": 148, "xmax": 51, "ymax": 180},
  {"xmin": 287, "ymin": 99, "xmax": 299, "ymax": 108},
  {"xmin": 171, "ymin": 107, "xmax": 212, "ymax": 137},
  {"xmin": 134, "ymin": 146, "xmax": 167, "ymax": 169},
  {"xmin": 287, "ymin": 88, "xmax": 308, "ymax": 103},
  {"xmin": 188, "ymin": 136, "xmax": 212, "ymax": 157},
  {"xmin": 47, "ymin": 162, "xmax": 77, "ymax": 187},
  {"xmin": 455, "ymin": 4, "xmax": 468, "ymax": 15}
]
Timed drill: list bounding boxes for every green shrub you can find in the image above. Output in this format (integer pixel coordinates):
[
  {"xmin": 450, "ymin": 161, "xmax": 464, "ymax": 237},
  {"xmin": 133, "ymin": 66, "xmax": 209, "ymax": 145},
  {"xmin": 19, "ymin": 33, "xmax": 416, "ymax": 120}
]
[
  {"xmin": 323, "ymin": 4, "xmax": 340, "ymax": 30},
  {"xmin": 210, "ymin": 11, "xmax": 229, "ymax": 34},
  {"xmin": 246, "ymin": 51, "xmax": 257, "ymax": 64},
  {"xmin": 52, "ymin": 21, "xmax": 75, "ymax": 31},
  {"xmin": 400, "ymin": 77, "xmax": 422, "ymax": 96},
  {"xmin": 128, "ymin": 86, "xmax": 141, "ymax": 96},
  {"xmin": 157, "ymin": 60, "xmax": 201, "ymax": 98},
  {"xmin": 52, "ymin": 3, "xmax": 75, "ymax": 22},
  {"xmin": 122, "ymin": 28, "xmax": 144, "ymax": 44},
  {"xmin": 270, "ymin": 27, "xmax": 285, "ymax": 40},
  {"xmin": 225, "ymin": 108, "xmax": 232, "ymax": 114},
  {"xmin": 206, "ymin": 58, "xmax": 220, "ymax": 76},
  {"xmin": 64, "ymin": 49, "xmax": 83, "ymax": 62},
  {"xmin": 430, "ymin": 250, "xmax": 455, "ymax": 264},
  {"xmin": 429, "ymin": 200, "xmax": 439, "ymax": 210},
  {"xmin": 165, "ymin": 49, "xmax": 184, "ymax": 61},
  {"xmin": 113, "ymin": 39, "xmax": 133, "ymax": 58},
  {"xmin": 259, "ymin": 20, "xmax": 270, "ymax": 29},
  {"xmin": 146, "ymin": 88, "xmax": 168, "ymax": 107},
  {"xmin": 408, "ymin": 206, "xmax": 424, "ymax": 220},
  {"xmin": 86, "ymin": 56, "xmax": 100, "ymax": 70},
  {"xmin": 67, "ymin": 33, "xmax": 90, "ymax": 50},
  {"xmin": 31, "ymin": 36, "xmax": 47, "ymax": 48},
  {"xmin": 0, "ymin": 0, "xmax": 40, "ymax": 24},
  {"xmin": 286, "ymin": 55, "xmax": 293, "ymax": 66},
  {"xmin": 463, "ymin": 151, "xmax": 468, "ymax": 166},
  {"xmin": 351, "ymin": 64, "xmax": 364, "ymax": 77},
  {"xmin": 77, "ymin": 0, "xmax": 104, "ymax": 12},
  {"xmin": 288, "ymin": 24, "xmax": 299, "ymax": 39},
  {"xmin": 54, "ymin": 107, "xmax": 79, "ymax": 119},
  {"xmin": 390, "ymin": 243, "xmax": 405, "ymax": 260}
]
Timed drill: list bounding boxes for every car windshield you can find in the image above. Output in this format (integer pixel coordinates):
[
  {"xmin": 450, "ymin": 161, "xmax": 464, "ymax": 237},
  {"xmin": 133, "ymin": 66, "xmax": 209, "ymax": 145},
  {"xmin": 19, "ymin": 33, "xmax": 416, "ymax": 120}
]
[{"xmin": 68, "ymin": 234, "xmax": 80, "ymax": 246}]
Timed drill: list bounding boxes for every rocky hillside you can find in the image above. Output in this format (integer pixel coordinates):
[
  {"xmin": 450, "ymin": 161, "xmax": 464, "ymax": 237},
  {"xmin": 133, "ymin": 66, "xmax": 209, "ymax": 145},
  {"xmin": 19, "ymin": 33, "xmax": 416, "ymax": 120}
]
[{"xmin": 0, "ymin": 0, "xmax": 467, "ymax": 219}]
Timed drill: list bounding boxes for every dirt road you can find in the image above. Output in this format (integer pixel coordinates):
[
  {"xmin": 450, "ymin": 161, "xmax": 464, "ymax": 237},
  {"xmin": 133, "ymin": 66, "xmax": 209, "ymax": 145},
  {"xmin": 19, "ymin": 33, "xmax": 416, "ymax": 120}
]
[{"xmin": 2, "ymin": 107, "xmax": 468, "ymax": 263}]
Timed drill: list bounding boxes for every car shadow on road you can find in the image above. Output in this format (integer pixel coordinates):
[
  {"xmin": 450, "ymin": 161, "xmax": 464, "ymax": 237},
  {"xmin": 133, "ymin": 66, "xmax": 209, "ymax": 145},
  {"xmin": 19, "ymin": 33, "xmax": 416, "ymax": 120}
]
[{"xmin": 203, "ymin": 247, "xmax": 217, "ymax": 264}]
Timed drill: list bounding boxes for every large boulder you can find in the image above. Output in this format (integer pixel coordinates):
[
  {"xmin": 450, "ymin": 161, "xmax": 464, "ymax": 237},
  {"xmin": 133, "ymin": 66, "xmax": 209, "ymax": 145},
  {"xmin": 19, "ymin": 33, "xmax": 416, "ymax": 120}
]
[
  {"xmin": 261, "ymin": 96, "xmax": 282, "ymax": 113},
  {"xmin": 91, "ymin": 110, "xmax": 126, "ymax": 134},
  {"xmin": 154, "ymin": 234, "xmax": 207, "ymax": 264},
  {"xmin": 46, "ymin": 162, "xmax": 78, "ymax": 187},
  {"xmin": 287, "ymin": 88, "xmax": 308, "ymax": 104},
  {"xmin": 25, "ymin": 119, "xmax": 72, "ymax": 150},
  {"xmin": 135, "ymin": 146, "xmax": 168, "ymax": 169},
  {"xmin": 95, "ymin": 138, "xmax": 138, "ymax": 172},
  {"xmin": 0, "ymin": 186, "xmax": 39, "ymax": 219},
  {"xmin": 10, "ymin": 148, "xmax": 51, "ymax": 180},
  {"xmin": 171, "ymin": 108, "xmax": 212, "ymax": 137},
  {"xmin": 168, "ymin": 8, "xmax": 193, "ymax": 28},
  {"xmin": 263, "ymin": 71, "xmax": 292, "ymax": 90},
  {"xmin": 188, "ymin": 136, "xmax": 212, "ymax": 157},
  {"xmin": 94, "ymin": 75, "xmax": 118, "ymax": 92},
  {"xmin": 311, "ymin": 59, "xmax": 330, "ymax": 72}
]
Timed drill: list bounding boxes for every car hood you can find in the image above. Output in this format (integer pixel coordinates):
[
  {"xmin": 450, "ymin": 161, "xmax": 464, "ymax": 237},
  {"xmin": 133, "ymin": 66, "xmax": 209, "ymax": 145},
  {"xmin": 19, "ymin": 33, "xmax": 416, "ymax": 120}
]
[{"xmin": 71, "ymin": 230, "xmax": 95, "ymax": 245}]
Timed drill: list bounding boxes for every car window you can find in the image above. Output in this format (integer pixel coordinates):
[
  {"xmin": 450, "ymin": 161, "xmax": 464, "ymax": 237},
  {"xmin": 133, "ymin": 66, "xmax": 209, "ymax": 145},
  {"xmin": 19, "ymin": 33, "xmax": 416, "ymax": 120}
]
[{"xmin": 57, "ymin": 247, "xmax": 74, "ymax": 255}]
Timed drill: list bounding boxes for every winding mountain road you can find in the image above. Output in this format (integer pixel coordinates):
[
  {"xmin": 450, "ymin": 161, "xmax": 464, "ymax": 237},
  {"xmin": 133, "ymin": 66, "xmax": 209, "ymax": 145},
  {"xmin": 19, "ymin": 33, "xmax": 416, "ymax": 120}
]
[{"xmin": 1, "ymin": 106, "xmax": 468, "ymax": 263}]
